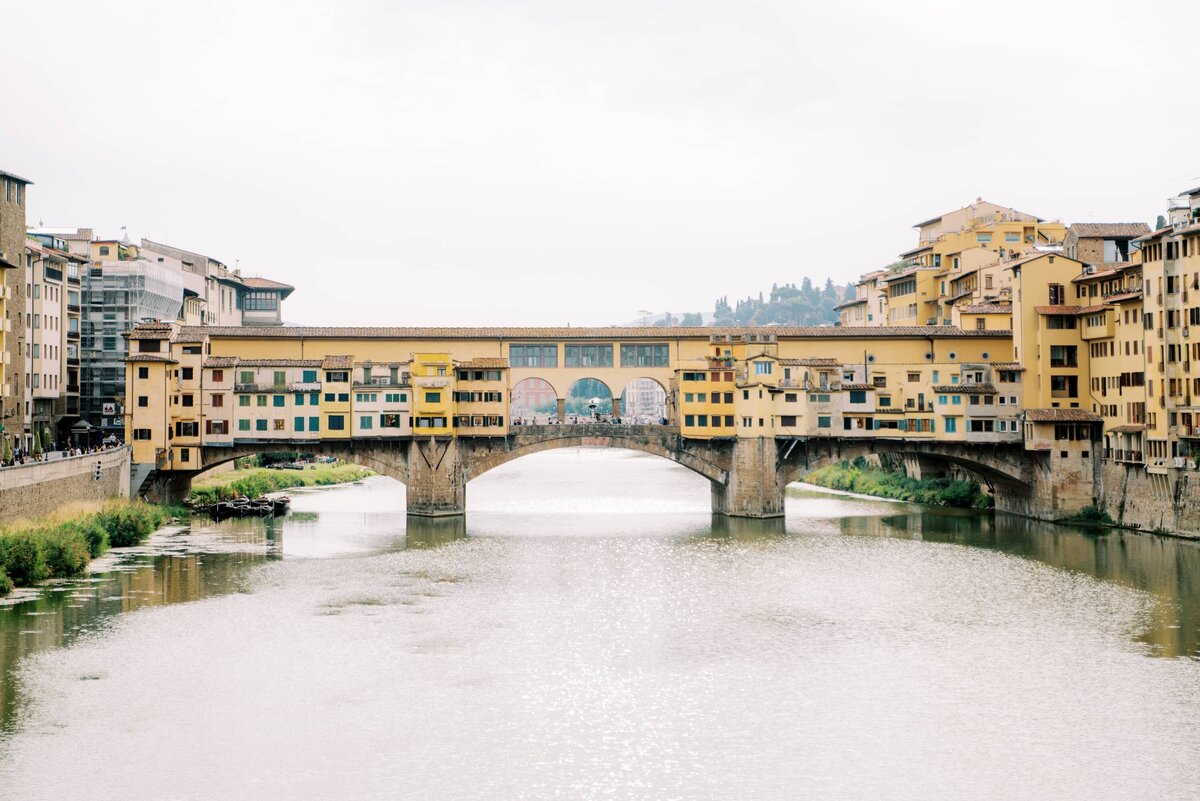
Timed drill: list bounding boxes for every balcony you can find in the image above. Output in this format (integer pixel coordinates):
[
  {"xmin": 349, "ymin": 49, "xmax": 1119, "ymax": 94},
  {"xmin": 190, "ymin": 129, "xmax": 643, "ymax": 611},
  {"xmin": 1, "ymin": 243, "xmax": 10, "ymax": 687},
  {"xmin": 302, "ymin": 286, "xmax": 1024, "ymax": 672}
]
[
  {"xmin": 1110, "ymin": 449, "xmax": 1144, "ymax": 463},
  {"xmin": 291, "ymin": 381, "xmax": 323, "ymax": 391},
  {"xmin": 354, "ymin": 377, "xmax": 411, "ymax": 388},
  {"xmin": 235, "ymin": 383, "xmax": 290, "ymax": 393},
  {"xmin": 67, "ymin": 384, "xmax": 80, "ymax": 393}
]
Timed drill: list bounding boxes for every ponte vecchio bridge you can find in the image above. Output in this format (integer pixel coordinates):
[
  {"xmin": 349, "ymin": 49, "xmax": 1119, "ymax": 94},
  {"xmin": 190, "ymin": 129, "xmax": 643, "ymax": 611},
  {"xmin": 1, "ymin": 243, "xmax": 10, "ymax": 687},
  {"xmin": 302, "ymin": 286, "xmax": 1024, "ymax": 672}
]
[{"xmin": 123, "ymin": 323, "xmax": 1100, "ymax": 521}]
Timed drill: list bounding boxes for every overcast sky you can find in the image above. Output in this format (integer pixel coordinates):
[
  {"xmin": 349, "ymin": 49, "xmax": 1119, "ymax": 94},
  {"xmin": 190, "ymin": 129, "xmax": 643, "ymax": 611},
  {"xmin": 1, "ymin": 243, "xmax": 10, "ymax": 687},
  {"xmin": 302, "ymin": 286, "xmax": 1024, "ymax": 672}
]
[{"xmin": 4, "ymin": 0, "xmax": 1199, "ymax": 326}]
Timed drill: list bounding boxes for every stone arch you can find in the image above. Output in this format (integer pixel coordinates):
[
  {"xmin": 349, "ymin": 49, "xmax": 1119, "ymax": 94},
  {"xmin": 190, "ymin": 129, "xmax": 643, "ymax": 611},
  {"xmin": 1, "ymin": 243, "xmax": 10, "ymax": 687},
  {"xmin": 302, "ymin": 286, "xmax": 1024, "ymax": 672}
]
[
  {"xmin": 464, "ymin": 429, "xmax": 729, "ymax": 487},
  {"xmin": 565, "ymin": 377, "xmax": 616, "ymax": 421},
  {"xmin": 619, "ymin": 376, "xmax": 669, "ymax": 423},
  {"xmin": 196, "ymin": 440, "xmax": 412, "ymax": 486},
  {"xmin": 509, "ymin": 377, "xmax": 561, "ymax": 423},
  {"xmin": 776, "ymin": 439, "xmax": 1033, "ymax": 491}
]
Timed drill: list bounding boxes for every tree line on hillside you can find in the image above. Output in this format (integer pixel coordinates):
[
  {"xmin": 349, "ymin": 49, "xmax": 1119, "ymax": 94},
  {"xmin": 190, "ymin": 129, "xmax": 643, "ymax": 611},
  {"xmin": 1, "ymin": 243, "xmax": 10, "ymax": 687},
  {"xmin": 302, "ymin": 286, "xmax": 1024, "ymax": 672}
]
[{"xmin": 651, "ymin": 278, "xmax": 849, "ymax": 327}]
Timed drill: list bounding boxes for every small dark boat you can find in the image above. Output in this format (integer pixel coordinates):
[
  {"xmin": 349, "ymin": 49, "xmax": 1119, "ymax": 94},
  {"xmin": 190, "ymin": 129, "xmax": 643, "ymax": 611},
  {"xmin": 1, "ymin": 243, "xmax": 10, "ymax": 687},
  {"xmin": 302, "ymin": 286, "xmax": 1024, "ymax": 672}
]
[{"xmin": 212, "ymin": 494, "xmax": 288, "ymax": 519}]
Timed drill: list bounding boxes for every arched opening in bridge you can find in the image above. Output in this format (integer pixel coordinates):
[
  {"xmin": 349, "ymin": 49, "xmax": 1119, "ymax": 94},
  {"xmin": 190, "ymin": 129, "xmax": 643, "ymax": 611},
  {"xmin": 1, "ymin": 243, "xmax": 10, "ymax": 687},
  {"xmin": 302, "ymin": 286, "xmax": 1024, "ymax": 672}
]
[
  {"xmin": 467, "ymin": 447, "xmax": 711, "ymax": 523},
  {"xmin": 565, "ymin": 377, "xmax": 614, "ymax": 422},
  {"xmin": 619, "ymin": 377, "xmax": 668, "ymax": 424},
  {"xmin": 510, "ymin": 377, "xmax": 557, "ymax": 423}
]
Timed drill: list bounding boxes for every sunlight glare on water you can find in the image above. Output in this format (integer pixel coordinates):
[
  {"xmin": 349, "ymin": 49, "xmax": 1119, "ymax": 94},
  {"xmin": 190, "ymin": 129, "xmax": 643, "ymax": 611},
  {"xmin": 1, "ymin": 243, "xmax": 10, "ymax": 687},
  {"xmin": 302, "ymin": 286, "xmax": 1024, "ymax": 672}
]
[{"xmin": 1, "ymin": 449, "xmax": 1199, "ymax": 801}]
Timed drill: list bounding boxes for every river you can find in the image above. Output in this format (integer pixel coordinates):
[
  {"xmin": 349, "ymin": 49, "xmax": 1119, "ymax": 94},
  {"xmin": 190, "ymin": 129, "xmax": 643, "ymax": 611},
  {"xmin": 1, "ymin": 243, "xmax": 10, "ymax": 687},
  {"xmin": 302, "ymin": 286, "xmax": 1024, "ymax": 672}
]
[{"xmin": 1, "ymin": 449, "xmax": 1198, "ymax": 800}]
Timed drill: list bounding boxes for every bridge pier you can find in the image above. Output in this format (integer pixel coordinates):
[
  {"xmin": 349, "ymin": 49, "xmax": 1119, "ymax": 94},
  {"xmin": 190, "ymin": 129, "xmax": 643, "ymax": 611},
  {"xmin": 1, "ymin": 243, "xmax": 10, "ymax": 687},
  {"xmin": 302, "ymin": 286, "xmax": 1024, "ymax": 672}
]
[
  {"xmin": 138, "ymin": 471, "xmax": 195, "ymax": 504},
  {"xmin": 406, "ymin": 438, "xmax": 466, "ymax": 517},
  {"xmin": 712, "ymin": 438, "xmax": 784, "ymax": 518}
]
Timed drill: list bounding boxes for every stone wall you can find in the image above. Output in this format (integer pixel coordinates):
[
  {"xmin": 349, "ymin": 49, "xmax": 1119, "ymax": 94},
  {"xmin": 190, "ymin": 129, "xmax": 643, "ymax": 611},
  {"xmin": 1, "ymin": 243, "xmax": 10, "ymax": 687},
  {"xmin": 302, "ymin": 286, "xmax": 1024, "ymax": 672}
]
[
  {"xmin": 1, "ymin": 172, "xmax": 28, "ymax": 437},
  {"xmin": 0, "ymin": 447, "xmax": 131, "ymax": 524},
  {"xmin": 1099, "ymin": 461, "xmax": 1200, "ymax": 538}
]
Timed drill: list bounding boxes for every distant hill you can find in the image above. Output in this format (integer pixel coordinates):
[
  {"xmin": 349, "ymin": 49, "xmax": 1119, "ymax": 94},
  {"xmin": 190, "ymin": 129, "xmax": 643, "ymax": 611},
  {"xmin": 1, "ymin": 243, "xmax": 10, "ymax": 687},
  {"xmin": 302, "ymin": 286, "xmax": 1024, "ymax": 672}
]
[{"xmin": 631, "ymin": 278, "xmax": 849, "ymax": 327}]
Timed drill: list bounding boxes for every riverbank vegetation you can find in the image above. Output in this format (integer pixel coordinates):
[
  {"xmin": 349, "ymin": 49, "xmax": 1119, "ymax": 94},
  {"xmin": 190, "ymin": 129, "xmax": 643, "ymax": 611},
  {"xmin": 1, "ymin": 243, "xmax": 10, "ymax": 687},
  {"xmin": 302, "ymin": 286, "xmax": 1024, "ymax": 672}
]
[
  {"xmin": 1062, "ymin": 506, "xmax": 1117, "ymax": 526},
  {"xmin": 803, "ymin": 458, "xmax": 992, "ymax": 509},
  {"xmin": 0, "ymin": 501, "xmax": 173, "ymax": 595},
  {"xmin": 187, "ymin": 461, "xmax": 373, "ymax": 506}
]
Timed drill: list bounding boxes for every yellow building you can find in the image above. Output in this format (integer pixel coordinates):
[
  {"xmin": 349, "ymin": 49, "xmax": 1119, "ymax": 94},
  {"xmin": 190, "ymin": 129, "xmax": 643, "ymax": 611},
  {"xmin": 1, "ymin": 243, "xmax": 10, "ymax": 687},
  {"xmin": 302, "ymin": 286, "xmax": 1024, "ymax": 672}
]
[
  {"xmin": 126, "ymin": 324, "xmax": 1018, "ymax": 465},
  {"xmin": 951, "ymin": 302, "xmax": 1013, "ymax": 332},
  {"xmin": 1071, "ymin": 261, "xmax": 1147, "ymax": 464},
  {"xmin": 878, "ymin": 266, "xmax": 941, "ymax": 326},
  {"xmin": 834, "ymin": 270, "xmax": 886, "ymax": 327},
  {"xmin": 453, "ymin": 358, "xmax": 507, "ymax": 436},
  {"xmin": 1136, "ymin": 186, "xmax": 1200, "ymax": 471},
  {"xmin": 903, "ymin": 199, "xmax": 1065, "ymax": 326},
  {"xmin": 411, "ymin": 353, "xmax": 453, "ymax": 435}
]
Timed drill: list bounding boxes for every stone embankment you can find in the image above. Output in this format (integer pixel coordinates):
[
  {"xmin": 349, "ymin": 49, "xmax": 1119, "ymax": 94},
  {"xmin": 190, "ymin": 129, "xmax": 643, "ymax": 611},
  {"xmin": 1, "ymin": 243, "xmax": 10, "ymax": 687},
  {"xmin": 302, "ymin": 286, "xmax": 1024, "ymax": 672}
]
[
  {"xmin": 1099, "ymin": 462, "xmax": 1200, "ymax": 538},
  {"xmin": 0, "ymin": 447, "xmax": 130, "ymax": 525}
]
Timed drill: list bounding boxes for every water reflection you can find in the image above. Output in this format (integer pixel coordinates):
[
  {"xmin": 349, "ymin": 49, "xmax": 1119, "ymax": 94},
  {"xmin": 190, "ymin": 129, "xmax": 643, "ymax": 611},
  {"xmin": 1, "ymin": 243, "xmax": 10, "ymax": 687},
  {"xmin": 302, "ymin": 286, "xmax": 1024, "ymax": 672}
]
[
  {"xmin": 828, "ymin": 501, "xmax": 1200, "ymax": 658},
  {"xmin": 707, "ymin": 513, "xmax": 788, "ymax": 540},
  {"xmin": 0, "ymin": 543, "xmax": 269, "ymax": 730},
  {"xmin": 0, "ymin": 458, "xmax": 1198, "ymax": 800}
]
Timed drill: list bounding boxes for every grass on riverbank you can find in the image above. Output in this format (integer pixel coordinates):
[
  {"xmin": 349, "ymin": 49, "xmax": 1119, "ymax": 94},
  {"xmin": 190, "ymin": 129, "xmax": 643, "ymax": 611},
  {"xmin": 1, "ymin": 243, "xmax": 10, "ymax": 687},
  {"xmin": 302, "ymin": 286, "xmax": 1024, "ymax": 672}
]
[
  {"xmin": 0, "ymin": 500, "xmax": 173, "ymax": 595},
  {"xmin": 187, "ymin": 463, "xmax": 374, "ymax": 506},
  {"xmin": 804, "ymin": 459, "xmax": 992, "ymax": 509}
]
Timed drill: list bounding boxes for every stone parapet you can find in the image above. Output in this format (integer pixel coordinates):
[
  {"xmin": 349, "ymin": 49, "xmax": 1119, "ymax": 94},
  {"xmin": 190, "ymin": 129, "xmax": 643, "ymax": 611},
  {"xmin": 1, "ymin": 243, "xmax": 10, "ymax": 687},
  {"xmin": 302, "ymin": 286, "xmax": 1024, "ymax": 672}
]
[{"xmin": 0, "ymin": 447, "xmax": 130, "ymax": 523}]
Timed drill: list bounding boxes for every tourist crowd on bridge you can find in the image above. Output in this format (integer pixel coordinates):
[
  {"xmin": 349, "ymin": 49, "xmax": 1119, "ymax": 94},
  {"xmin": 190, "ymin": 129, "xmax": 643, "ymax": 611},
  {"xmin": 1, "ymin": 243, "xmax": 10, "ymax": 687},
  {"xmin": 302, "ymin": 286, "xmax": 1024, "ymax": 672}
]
[{"xmin": 512, "ymin": 415, "xmax": 669, "ymax": 426}]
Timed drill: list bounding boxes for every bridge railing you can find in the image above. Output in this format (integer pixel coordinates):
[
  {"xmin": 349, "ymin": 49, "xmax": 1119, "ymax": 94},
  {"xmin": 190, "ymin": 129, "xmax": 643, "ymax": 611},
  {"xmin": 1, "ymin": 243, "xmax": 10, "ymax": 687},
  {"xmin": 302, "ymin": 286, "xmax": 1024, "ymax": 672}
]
[{"xmin": 512, "ymin": 422, "xmax": 680, "ymax": 437}]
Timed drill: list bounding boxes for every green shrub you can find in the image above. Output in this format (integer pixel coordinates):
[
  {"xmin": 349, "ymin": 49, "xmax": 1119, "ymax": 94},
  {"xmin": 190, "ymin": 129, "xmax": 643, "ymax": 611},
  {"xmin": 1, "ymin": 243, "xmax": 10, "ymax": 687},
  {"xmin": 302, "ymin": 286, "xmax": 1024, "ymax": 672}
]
[
  {"xmin": 62, "ymin": 517, "xmax": 110, "ymax": 558},
  {"xmin": 40, "ymin": 527, "xmax": 90, "ymax": 578},
  {"xmin": 803, "ymin": 464, "xmax": 988, "ymax": 509},
  {"xmin": 0, "ymin": 570, "xmax": 11, "ymax": 596},
  {"xmin": 1066, "ymin": 506, "xmax": 1114, "ymax": 526},
  {"xmin": 187, "ymin": 463, "xmax": 373, "ymax": 504},
  {"xmin": 0, "ymin": 531, "xmax": 49, "ymax": 586},
  {"xmin": 95, "ymin": 501, "xmax": 168, "ymax": 547}
]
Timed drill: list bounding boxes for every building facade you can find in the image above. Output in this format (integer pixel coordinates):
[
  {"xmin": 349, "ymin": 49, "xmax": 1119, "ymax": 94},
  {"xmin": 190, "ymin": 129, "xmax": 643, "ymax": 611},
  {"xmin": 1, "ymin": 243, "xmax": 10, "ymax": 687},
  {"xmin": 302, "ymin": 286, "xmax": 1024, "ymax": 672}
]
[
  {"xmin": 0, "ymin": 169, "xmax": 32, "ymax": 454},
  {"xmin": 125, "ymin": 324, "xmax": 1027, "ymax": 471}
]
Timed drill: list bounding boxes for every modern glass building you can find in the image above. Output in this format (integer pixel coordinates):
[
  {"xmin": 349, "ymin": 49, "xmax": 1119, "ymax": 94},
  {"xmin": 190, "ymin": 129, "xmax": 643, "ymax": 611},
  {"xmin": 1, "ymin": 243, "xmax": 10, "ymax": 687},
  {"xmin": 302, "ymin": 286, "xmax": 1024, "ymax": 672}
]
[{"xmin": 81, "ymin": 255, "xmax": 183, "ymax": 437}]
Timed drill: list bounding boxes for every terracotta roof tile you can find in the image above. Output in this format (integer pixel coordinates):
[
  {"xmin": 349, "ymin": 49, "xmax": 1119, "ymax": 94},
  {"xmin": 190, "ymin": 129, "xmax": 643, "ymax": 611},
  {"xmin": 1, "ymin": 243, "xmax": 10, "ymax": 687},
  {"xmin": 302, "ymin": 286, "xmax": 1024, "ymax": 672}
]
[
  {"xmin": 1025, "ymin": 408, "xmax": 1102, "ymax": 423},
  {"xmin": 456, "ymin": 357, "xmax": 508, "ymax": 369},
  {"xmin": 840, "ymin": 383, "xmax": 875, "ymax": 391},
  {"xmin": 241, "ymin": 276, "xmax": 294, "ymax": 290},
  {"xmin": 932, "ymin": 383, "xmax": 997, "ymax": 394},
  {"xmin": 239, "ymin": 359, "xmax": 323, "ymax": 367},
  {"xmin": 1068, "ymin": 223, "xmax": 1150, "ymax": 238},
  {"xmin": 959, "ymin": 303, "xmax": 1012, "ymax": 314},
  {"xmin": 779, "ymin": 357, "xmax": 840, "ymax": 367},
  {"xmin": 1107, "ymin": 423, "xmax": 1145, "ymax": 434},
  {"xmin": 203, "ymin": 356, "xmax": 238, "ymax": 368},
  {"xmin": 172, "ymin": 333, "xmax": 208, "ymax": 344},
  {"xmin": 1071, "ymin": 268, "xmax": 1120, "ymax": 283},
  {"xmin": 989, "ymin": 361, "xmax": 1024, "ymax": 371},
  {"xmin": 125, "ymin": 323, "xmax": 174, "ymax": 339},
  {"xmin": 122, "ymin": 354, "xmax": 178, "ymax": 364},
  {"xmin": 1034, "ymin": 305, "xmax": 1078, "ymax": 315},
  {"xmin": 178, "ymin": 325, "xmax": 1005, "ymax": 340},
  {"xmin": 322, "ymin": 355, "xmax": 354, "ymax": 369}
]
